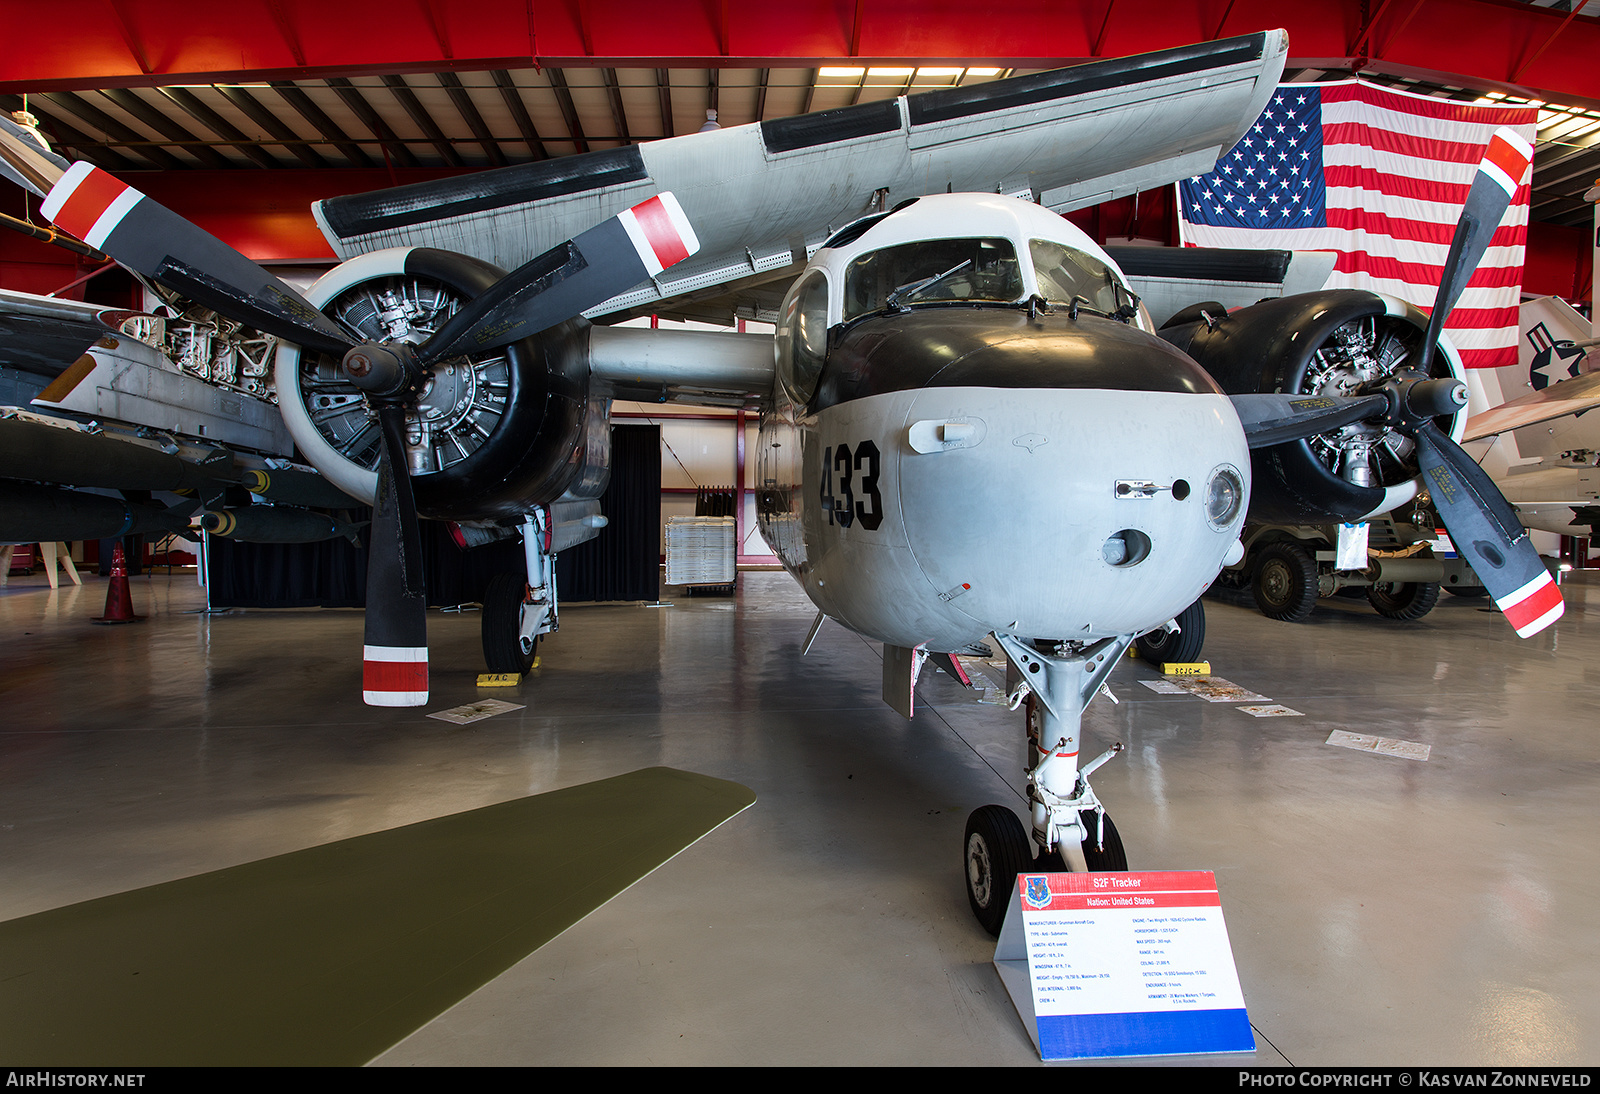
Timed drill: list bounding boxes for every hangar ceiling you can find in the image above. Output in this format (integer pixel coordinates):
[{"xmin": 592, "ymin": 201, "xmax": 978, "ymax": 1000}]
[{"xmin": 0, "ymin": 1, "xmax": 1598, "ymax": 232}]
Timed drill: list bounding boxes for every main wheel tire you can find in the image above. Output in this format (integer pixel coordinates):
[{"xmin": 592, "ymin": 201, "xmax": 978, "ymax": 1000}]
[
  {"xmin": 965, "ymin": 805, "xmax": 1033, "ymax": 937},
  {"xmin": 1253, "ymin": 541, "xmax": 1319, "ymax": 622},
  {"xmin": 1368, "ymin": 580, "xmax": 1441, "ymax": 620},
  {"xmin": 1135, "ymin": 598, "xmax": 1206, "ymax": 664},
  {"xmin": 482, "ymin": 572, "xmax": 537, "ymax": 674}
]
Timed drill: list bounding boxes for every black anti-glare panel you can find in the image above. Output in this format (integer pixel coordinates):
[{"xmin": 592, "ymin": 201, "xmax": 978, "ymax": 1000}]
[
  {"xmin": 760, "ymin": 99, "xmax": 902, "ymax": 154},
  {"xmin": 319, "ymin": 146, "xmax": 649, "ymax": 238}
]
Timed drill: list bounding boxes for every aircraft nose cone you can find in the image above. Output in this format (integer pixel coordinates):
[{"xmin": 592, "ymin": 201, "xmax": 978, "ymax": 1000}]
[{"xmin": 897, "ymin": 386, "xmax": 1249, "ymax": 643}]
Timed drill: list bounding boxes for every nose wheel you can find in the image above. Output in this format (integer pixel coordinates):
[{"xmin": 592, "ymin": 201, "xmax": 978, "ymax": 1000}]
[{"xmin": 964, "ymin": 805, "xmax": 1033, "ymax": 936}]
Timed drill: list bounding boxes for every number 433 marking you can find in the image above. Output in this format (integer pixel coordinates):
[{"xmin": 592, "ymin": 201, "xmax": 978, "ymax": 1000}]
[{"xmin": 820, "ymin": 441, "xmax": 884, "ymax": 530}]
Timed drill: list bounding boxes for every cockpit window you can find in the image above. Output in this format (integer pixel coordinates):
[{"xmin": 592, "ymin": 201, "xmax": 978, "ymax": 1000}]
[
  {"xmin": 774, "ymin": 271, "xmax": 830, "ymax": 405},
  {"xmin": 844, "ymin": 238, "xmax": 1023, "ymax": 320},
  {"xmin": 1030, "ymin": 239, "xmax": 1132, "ymax": 317}
]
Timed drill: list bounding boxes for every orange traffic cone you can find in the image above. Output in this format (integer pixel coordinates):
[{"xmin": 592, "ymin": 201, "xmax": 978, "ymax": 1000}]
[{"xmin": 92, "ymin": 542, "xmax": 142, "ymax": 624}]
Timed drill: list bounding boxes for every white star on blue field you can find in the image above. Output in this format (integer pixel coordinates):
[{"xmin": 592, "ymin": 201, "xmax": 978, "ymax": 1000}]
[{"xmin": 1180, "ymin": 88, "xmax": 1327, "ymax": 230}]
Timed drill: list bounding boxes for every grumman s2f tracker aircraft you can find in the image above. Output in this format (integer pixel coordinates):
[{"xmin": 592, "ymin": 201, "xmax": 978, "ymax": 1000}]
[{"xmin": 0, "ymin": 30, "xmax": 1563, "ymax": 933}]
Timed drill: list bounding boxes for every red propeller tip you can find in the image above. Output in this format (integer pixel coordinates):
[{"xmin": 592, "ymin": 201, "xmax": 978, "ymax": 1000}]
[
  {"xmin": 619, "ymin": 192, "xmax": 699, "ymax": 275},
  {"xmin": 39, "ymin": 161, "xmax": 145, "ymax": 249},
  {"xmin": 1480, "ymin": 127, "xmax": 1533, "ymax": 199},
  {"xmin": 362, "ymin": 644, "xmax": 429, "ymax": 706},
  {"xmin": 1496, "ymin": 570, "xmax": 1564, "ymax": 638}
]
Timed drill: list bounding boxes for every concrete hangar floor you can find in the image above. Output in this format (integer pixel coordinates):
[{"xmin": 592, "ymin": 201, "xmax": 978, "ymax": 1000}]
[{"xmin": 0, "ymin": 566, "xmax": 1594, "ymax": 1067}]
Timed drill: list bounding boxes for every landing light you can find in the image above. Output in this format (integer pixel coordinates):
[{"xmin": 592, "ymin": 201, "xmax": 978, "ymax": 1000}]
[{"xmin": 1205, "ymin": 467, "xmax": 1244, "ymax": 529}]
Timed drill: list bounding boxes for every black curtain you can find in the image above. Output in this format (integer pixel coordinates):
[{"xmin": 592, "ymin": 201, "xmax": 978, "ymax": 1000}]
[
  {"xmin": 556, "ymin": 423, "xmax": 660, "ymax": 602},
  {"xmin": 207, "ymin": 423, "xmax": 661, "ymax": 607}
]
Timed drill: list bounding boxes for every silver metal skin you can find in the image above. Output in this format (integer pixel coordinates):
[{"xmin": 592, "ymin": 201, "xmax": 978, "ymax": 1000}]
[
  {"xmin": 758, "ymin": 196, "xmax": 1250, "ymax": 649},
  {"xmin": 755, "ymin": 194, "xmax": 1251, "ymax": 870},
  {"xmin": 780, "ymin": 385, "xmax": 1248, "ymax": 650}
]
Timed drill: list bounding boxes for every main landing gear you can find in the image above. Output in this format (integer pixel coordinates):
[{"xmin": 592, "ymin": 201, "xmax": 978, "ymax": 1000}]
[
  {"xmin": 481, "ymin": 509, "xmax": 560, "ymax": 675},
  {"xmin": 963, "ymin": 633, "xmax": 1133, "ymax": 936}
]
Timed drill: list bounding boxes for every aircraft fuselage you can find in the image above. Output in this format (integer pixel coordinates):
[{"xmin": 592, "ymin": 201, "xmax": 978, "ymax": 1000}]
[{"xmin": 755, "ymin": 194, "xmax": 1250, "ymax": 652}]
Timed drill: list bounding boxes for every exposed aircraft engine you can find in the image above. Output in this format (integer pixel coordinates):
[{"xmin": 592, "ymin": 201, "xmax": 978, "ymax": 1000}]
[
  {"xmin": 274, "ymin": 247, "xmax": 602, "ymax": 522},
  {"xmin": 1160, "ymin": 290, "xmax": 1466, "ymax": 524}
]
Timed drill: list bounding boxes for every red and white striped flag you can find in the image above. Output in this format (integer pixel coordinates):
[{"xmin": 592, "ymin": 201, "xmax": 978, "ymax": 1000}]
[{"xmin": 1178, "ymin": 81, "xmax": 1537, "ymax": 369}]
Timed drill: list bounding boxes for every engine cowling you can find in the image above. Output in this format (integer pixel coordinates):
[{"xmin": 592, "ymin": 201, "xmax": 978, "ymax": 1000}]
[
  {"xmin": 274, "ymin": 247, "xmax": 602, "ymax": 521},
  {"xmin": 1159, "ymin": 289, "xmax": 1467, "ymax": 524}
]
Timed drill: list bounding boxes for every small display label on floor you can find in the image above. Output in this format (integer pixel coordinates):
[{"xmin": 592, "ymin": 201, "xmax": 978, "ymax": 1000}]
[
  {"xmin": 1326, "ymin": 729, "xmax": 1431, "ymax": 761},
  {"xmin": 427, "ymin": 699, "xmax": 526, "ymax": 725},
  {"xmin": 993, "ymin": 871, "xmax": 1254, "ymax": 1060}
]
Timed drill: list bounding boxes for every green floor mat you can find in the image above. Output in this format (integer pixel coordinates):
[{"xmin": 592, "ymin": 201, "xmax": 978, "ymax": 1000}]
[{"xmin": 0, "ymin": 766, "xmax": 756, "ymax": 1065}]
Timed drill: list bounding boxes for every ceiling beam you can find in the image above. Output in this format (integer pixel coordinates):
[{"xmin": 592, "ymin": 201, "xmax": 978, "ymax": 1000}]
[
  {"xmin": 601, "ymin": 69, "xmax": 631, "ymax": 145},
  {"xmin": 38, "ymin": 91, "xmax": 181, "ymax": 170},
  {"xmin": 99, "ymin": 88, "xmax": 232, "ymax": 169},
  {"xmin": 0, "ymin": 93, "xmax": 139, "ymax": 173},
  {"xmin": 436, "ymin": 72, "xmax": 507, "ymax": 166},
  {"xmin": 214, "ymin": 85, "xmax": 329, "ymax": 169},
  {"xmin": 8, "ymin": 1, "xmax": 1600, "ymax": 112},
  {"xmin": 380, "ymin": 75, "xmax": 463, "ymax": 167},
  {"xmin": 325, "ymin": 78, "xmax": 422, "ymax": 169},
  {"xmin": 490, "ymin": 70, "xmax": 547, "ymax": 161},
  {"xmin": 269, "ymin": 82, "xmax": 375, "ymax": 168},
  {"xmin": 655, "ymin": 69, "xmax": 674, "ymax": 140},
  {"xmin": 546, "ymin": 70, "xmax": 590, "ymax": 153},
  {"xmin": 155, "ymin": 87, "xmax": 282, "ymax": 170}
]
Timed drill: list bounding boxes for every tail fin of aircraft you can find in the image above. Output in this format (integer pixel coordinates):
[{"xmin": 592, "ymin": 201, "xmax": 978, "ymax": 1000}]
[{"xmin": 1464, "ymin": 296, "xmax": 1600, "ymax": 455}]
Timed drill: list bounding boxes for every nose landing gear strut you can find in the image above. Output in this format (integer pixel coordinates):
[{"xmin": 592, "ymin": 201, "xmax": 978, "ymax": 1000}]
[{"xmin": 963, "ymin": 633, "xmax": 1132, "ymax": 935}]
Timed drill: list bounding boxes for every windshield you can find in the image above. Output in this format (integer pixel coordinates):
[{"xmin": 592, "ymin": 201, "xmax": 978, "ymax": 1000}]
[
  {"xmin": 1029, "ymin": 239, "xmax": 1131, "ymax": 317},
  {"xmin": 844, "ymin": 238, "xmax": 1023, "ymax": 319}
]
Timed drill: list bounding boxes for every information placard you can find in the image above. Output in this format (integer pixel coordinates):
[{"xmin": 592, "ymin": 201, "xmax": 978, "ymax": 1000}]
[{"xmin": 992, "ymin": 870, "xmax": 1254, "ymax": 1060}]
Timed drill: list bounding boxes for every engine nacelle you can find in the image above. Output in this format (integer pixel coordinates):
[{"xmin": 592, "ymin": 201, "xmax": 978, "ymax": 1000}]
[
  {"xmin": 1159, "ymin": 290, "xmax": 1467, "ymax": 524},
  {"xmin": 275, "ymin": 247, "xmax": 606, "ymax": 522}
]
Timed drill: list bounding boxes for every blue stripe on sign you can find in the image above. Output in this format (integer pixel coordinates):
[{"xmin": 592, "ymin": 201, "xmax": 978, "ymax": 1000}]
[{"xmin": 1037, "ymin": 1008, "xmax": 1255, "ymax": 1060}]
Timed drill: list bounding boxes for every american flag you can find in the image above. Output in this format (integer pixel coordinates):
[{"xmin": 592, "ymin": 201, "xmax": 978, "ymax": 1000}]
[{"xmin": 1178, "ymin": 81, "xmax": 1538, "ymax": 369}]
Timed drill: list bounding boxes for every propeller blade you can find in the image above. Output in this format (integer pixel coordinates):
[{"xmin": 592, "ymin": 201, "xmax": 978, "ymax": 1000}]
[
  {"xmin": 1417, "ymin": 127, "xmax": 1533, "ymax": 373},
  {"xmin": 416, "ymin": 193, "xmax": 700, "ymax": 365},
  {"xmin": 1462, "ymin": 370, "xmax": 1600, "ymax": 442},
  {"xmin": 362, "ymin": 404, "xmax": 429, "ymax": 707},
  {"xmin": 1411, "ymin": 419, "xmax": 1562, "ymax": 638},
  {"xmin": 28, "ymin": 160, "xmax": 354, "ymax": 356},
  {"xmin": 1230, "ymin": 392, "xmax": 1391, "ymax": 449}
]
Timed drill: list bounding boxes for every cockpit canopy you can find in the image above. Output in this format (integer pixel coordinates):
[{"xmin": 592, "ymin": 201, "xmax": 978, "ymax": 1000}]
[
  {"xmin": 843, "ymin": 238, "xmax": 1023, "ymax": 318},
  {"xmin": 774, "ymin": 193, "xmax": 1148, "ymax": 407}
]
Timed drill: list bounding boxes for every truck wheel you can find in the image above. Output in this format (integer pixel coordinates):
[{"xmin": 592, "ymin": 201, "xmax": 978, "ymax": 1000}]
[
  {"xmin": 1252, "ymin": 542, "xmax": 1318, "ymax": 623},
  {"xmin": 1368, "ymin": 581, "xmax": 1441, "ymax": 620}
]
